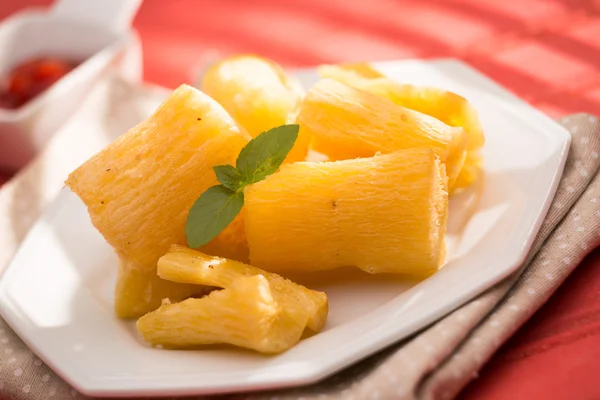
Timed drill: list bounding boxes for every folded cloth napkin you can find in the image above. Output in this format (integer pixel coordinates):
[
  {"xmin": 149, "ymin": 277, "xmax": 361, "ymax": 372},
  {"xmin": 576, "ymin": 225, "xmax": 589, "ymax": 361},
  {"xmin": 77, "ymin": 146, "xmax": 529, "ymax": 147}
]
[{"xmin": 0, "ymin": 74, "xmax": 598, "ymax": 399}]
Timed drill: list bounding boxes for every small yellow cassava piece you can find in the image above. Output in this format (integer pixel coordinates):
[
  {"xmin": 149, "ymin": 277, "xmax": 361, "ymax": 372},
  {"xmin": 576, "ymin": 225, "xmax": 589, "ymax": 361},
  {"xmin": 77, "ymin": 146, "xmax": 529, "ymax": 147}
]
[
  {"xmin": 65, "ymin": 84, "xmax": 250, "ymax": 318},
  {"xmin": 137, "ymin": 275, "xmax": 304, "ymax": 353},
  {"xmin": 318, "ymin": 64, "xmax": 485, "ymax": 191},
  {"xmin": 114, "ymin": 258, "xmax": 207, "ymax": 319},
  {"xmin": 298, "ymin": 78, "xmax": 467, "ymax": 187},
  {"xmin": 244, "ymin": 148, "xmax": 449, "ymax": 277},
  {"xmin": 137, "ymin": 246, "xmax": 328, "ymax": 353},
  {"xmin": 201, "ymin": 55, "xmax": 310, "ymax": 162},
  {"xmin": 157, "ymin": 245, "xmax": 328, "ymax": 331}
]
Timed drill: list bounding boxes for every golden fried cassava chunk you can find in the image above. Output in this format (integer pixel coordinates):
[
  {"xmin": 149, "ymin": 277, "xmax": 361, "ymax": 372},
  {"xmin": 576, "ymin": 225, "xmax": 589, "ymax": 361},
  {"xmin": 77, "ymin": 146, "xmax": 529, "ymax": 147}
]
[
  {"xmin": 137, "ymin": 275, "xmax": 315, "ymax": 354},
  {"xmin": 66, "ymin": 84, "xmax": 250, "ymax": 318},
  {"xmin": 297, "ymin": 79, "xmax": 467, "ymax": 186},
  {"xmin": 202, "ymin": 55, "xmax": 309, "ymax": 162},
  {"xmin": 318, "ymin": 64, "xmax": 485, "ymax": 190},
  {"xmin": 157, "ymin": 245, "xmax": 328, "ymax": 331},
  {"xmin": 245, "ymin": 148, "xmax": 448, "ymax": 277}
]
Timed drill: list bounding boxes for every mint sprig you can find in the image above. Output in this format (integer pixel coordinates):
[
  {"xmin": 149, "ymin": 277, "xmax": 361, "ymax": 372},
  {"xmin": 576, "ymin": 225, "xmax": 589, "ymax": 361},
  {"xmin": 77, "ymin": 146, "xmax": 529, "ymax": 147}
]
[{"xmin": 185, "ymin": 124, "xmax": 299, "ymax": 248}]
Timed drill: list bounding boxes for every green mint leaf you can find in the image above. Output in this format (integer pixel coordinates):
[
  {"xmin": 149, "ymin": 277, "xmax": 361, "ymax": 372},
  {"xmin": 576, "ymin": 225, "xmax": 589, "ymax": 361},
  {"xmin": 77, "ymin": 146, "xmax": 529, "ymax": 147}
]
[
  {"xmin": 185, "ymin": 185, "xmax": 244, "ymax": 248},
  {"xmin": 213, "ymin": 165, "xmax": 243, "ymax": 191},
  {"xmin": 236, "ymin": 124, "xmax": 299, "ymax": 185}
]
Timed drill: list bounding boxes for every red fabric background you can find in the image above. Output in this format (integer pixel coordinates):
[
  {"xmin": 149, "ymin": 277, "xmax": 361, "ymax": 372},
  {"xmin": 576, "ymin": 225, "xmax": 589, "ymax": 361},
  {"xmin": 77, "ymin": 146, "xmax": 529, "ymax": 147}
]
[{"xmin": 1, "ymin": 1, "xmax": 600, "ymax": 399}]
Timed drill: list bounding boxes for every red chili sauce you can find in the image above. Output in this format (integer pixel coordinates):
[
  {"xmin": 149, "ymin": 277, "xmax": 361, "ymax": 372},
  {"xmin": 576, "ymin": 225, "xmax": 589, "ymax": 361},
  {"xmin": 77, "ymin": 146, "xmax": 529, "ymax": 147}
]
[{"xmin": 0, "ymin": 57, "xmax": 79, "ymax": 110}]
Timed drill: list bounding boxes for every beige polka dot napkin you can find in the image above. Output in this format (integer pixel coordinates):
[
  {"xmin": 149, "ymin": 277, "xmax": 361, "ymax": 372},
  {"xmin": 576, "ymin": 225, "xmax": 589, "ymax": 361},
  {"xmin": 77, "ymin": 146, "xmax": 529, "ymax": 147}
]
[{"xmin": 0, "ymin": 74, "xmax": 599, "ymax": 400}]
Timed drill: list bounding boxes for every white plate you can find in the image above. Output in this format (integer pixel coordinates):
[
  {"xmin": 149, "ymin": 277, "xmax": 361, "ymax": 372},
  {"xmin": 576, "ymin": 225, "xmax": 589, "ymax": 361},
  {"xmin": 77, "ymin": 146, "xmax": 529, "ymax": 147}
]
[{"xmin": 0, "ymin": 59, "xmax": 570, "ymax": 397}]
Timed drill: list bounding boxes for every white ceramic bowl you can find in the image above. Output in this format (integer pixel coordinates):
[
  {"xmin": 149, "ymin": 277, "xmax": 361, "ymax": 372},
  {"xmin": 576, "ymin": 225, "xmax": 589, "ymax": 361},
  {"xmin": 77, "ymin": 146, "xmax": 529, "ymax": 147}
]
[{"xmin": 0, "ymin": 0, "xmax": 142, "ymax": 171}]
